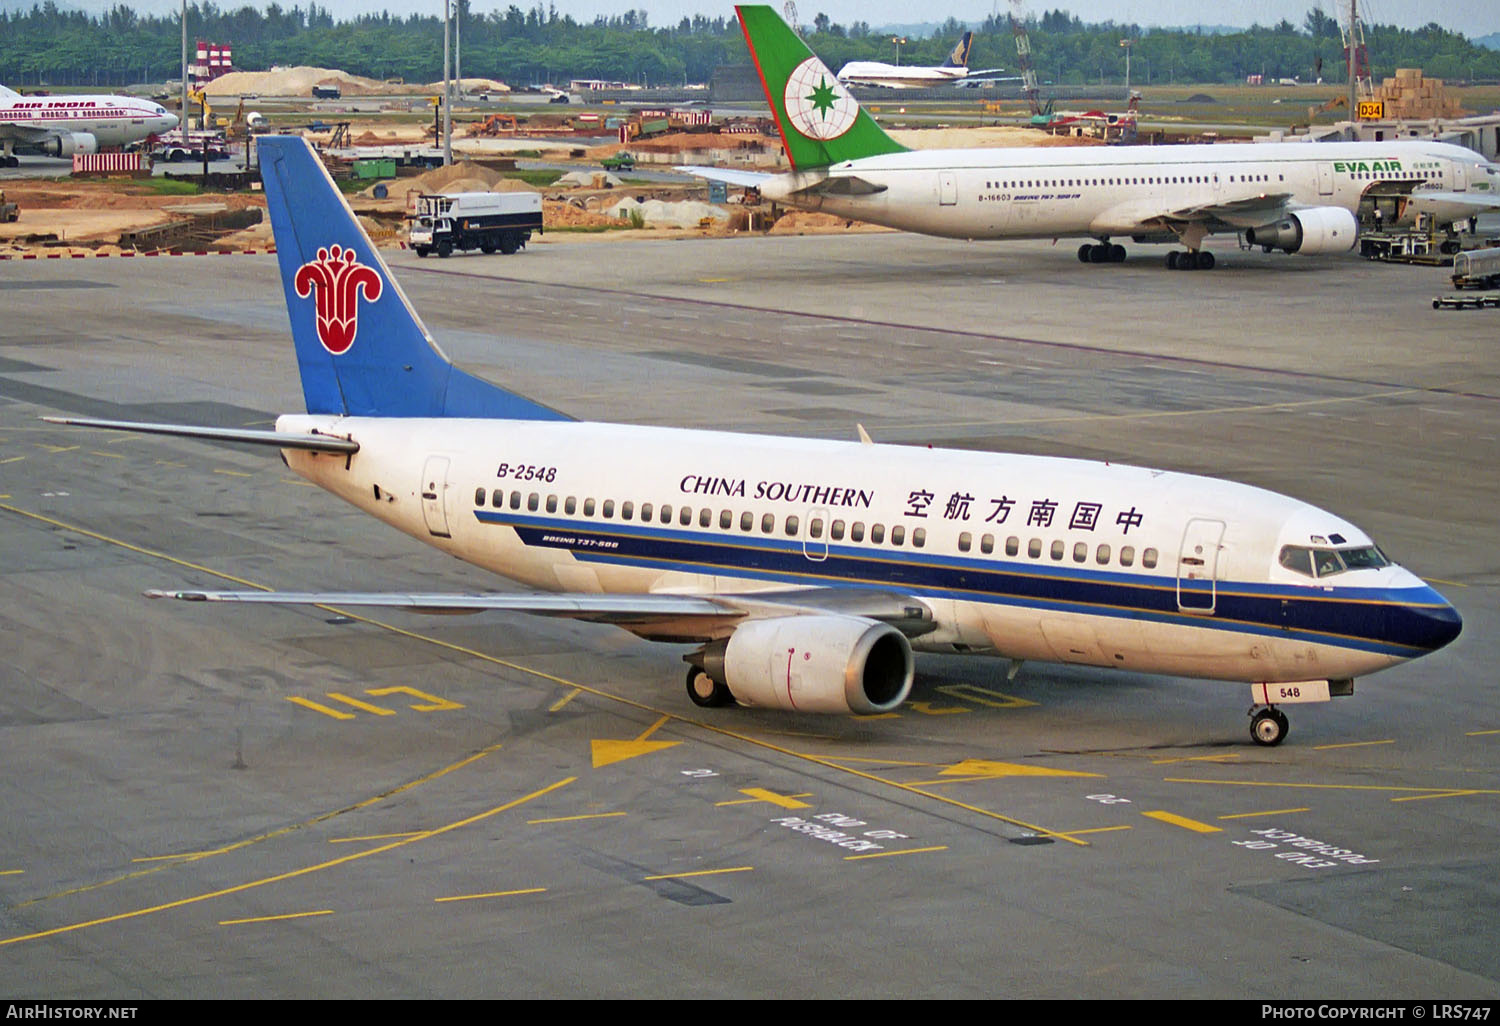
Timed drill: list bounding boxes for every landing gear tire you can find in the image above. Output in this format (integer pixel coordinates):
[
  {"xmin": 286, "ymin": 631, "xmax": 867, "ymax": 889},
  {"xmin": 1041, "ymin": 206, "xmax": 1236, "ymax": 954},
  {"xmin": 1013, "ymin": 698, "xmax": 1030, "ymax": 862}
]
[
  {"xmin": 1082, "ymin": 242, "xmax": 1125, "ymax": 264},
  {"xmin": 1110, "ymin": 243, "xmax": 1126, "ymax": 262},
  {"xmin": 1166, "ymin": 251, "xmax": 1179, "ymax": 270},
  {"xmin": 1250, "ymin": 707, "xmax": 1289, "ymax": 746},
  {"xmin": 1078, "ymin": 243, "xmax": 1093, "ymax": 264},
  {"xmin": 1196, "ymin": 250, "xmax": 1215, "ymax": 270},
  {"xmin": 686, "ymin": 666, "xmax": 734, "ymax": 708}
]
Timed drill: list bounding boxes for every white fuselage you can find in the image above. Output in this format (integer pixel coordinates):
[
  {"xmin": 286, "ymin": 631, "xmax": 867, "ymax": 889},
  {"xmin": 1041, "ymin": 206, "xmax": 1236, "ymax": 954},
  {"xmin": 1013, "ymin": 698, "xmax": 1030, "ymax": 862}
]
[
  {"xmin": 836, "ymin": 62, "xmax": 968, "ymax": 89},
  {"xmin": 0, "ymin": 91, "xmax": 178, "ymax": 151},
  {"xmin": 763, "ymin": 139, "xmax": 1494, "ymax": 241},
  {"xmin": 277, "ymin": 414, "xmax": 1456, "ymax": 686}
]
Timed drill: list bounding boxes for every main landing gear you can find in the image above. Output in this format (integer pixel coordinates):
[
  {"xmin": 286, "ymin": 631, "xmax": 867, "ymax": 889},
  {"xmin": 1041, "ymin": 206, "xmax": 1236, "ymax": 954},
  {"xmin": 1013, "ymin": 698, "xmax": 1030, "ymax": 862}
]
[
  {"xmin": 1166, "ymin": 250, "xmax": 1216, "ymax": 270},
  {"xmin": 1078, "ymin": 242, "xmax": 1126, "ymax": 264},
  {"xmin": 1249, "ymin": 705, "xmax": 1289, "ymax": 746},
  {"xmin": 685, "ymin": 665, "xmax": 734, "ymax": 708}
]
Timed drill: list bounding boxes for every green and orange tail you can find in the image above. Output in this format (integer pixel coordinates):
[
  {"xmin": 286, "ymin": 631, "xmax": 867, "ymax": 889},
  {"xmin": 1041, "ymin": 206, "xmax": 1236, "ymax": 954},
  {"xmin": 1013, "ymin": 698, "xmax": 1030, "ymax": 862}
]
[{"xmin": 737, "ymin": 5, "xmax": 907, "ymax": 171}]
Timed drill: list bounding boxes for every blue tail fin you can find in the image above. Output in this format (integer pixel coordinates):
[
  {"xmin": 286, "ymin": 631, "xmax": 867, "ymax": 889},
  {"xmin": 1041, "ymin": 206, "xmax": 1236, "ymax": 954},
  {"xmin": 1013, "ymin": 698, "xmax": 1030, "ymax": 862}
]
[
  {"xmin": 943, "ymin": 32, "xmax": 973, "ymax": 69},
  {"xmin": 257, "ymin": 135, "xmax": 567, "ymax": 421}
]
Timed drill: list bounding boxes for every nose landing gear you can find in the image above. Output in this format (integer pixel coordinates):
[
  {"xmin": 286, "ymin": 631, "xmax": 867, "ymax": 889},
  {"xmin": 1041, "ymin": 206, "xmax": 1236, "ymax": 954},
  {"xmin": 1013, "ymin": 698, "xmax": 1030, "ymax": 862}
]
[{"xmin": 1249, "ymin": 705, "xmax": 1289, "ymax": 746}]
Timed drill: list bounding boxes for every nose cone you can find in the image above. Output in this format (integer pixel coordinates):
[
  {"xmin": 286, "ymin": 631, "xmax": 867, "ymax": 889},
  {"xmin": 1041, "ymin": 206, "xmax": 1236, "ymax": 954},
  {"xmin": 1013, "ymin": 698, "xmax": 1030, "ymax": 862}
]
[
  {"xmin": 1408, "ymin": 585, "xmax": 1463, "ymax": 653},
  {"xmin": 161, "ymin": 112, "xmax": 179, "ymax": 132}
]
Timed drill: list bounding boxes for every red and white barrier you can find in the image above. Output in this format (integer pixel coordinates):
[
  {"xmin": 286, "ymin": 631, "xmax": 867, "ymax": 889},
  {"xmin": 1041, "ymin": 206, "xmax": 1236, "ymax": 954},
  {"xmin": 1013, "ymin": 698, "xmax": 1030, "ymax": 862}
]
[{"xmin": 72, "ymin": 152, "xmax": 145, "ymax": 174}]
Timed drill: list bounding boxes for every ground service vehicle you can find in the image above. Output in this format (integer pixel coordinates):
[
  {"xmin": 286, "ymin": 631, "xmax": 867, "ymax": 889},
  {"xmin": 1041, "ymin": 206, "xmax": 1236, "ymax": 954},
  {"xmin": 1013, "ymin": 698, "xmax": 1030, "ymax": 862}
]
[
  {"xmin": 408, "ymin": 191, "xmax": 543, "ymax": 257},
  {"xmin": 601, "ymin": 151, "xmax": 635, "ymax": 171},
  {"xmin": 1451, "ymin": 246, "xmax": 1500, "ymax": 289}
]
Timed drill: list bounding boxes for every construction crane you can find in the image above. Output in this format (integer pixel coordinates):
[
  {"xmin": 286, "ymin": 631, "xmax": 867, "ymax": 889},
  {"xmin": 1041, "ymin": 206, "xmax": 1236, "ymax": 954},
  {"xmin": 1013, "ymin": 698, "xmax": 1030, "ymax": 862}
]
[{"xmin": 1008, "ymin": 0, "xmax": 1046, "ymax": 121}]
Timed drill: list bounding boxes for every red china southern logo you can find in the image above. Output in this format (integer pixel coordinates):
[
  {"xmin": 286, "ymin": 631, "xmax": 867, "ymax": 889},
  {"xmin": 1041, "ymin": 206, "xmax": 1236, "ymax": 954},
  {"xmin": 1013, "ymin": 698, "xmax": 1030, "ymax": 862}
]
[{"xmin": 293, "ymin": 244, "xmax": 382, "ymax": 354}]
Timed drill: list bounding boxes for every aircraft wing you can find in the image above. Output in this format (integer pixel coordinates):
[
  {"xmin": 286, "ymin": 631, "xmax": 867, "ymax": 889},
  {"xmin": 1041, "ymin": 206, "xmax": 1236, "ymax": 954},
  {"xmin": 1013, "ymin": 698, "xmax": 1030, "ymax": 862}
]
[
  {"xmin": 145, "ymin": 585, "xmax": 936, "ymax": 636},
  {"xmin": 1089, "ymin": 192, "xmax": 1296, "ymax": 234},
  {"xmin": 0, "ymin": 123, "xmax": 58, "ymax": 144},
  {"xmin": 675, "ymin": 166, "xmax": 774, "ymax": 188}
]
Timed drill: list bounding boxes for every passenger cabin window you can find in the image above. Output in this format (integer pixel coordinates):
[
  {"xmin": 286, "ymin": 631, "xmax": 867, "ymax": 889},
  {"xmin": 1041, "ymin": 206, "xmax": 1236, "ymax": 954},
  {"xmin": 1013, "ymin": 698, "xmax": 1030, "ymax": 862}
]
[
  {"xmin": 891, "ymin": 525, "xmax": 905, "ymax": 546},
  {"xmin": 700, "ymin": 508, "xmax": 712, "ymax": 528},
  {"xmin": 850, "ymin": 522, "xmax": 865, "ymax": 543},
  {"xmin": 912, "ymin": 527, "xmax": 926, "ymax": 548},
  {"xmin": 786, "ymin": 515, "xmax": 800, "ymax": 536},
  {"xmin": 621, "ymin": 501, "xmax": 634, "ymax": 520},
  {"xmin": 739, "ymin": 511, "xmax": 753, "ymax": 532},
  {"xmin": 981, "ymin": 534, "xmax": 995, "ymax": 555},
  {"xmin": 546, "ymin": 495, "xmax": 558, "ymax": 513},
  {"xmin": 1142, "ymin": 548, "xmax": 1159, "ymax": 569},
  {"xmin": 871, "ymin": 524, "xmax": 885, "ymax": 545},
  {"xmin": 475, "ymin": 487, "xmax": 486, "ymax": 506},
  {"xmin": 761, "ymin": 513, "xmax": 775, "ymax": 534},
  {"xmin": 527, "ymin": 493, "xmax": 540, "ymax": 512},
  {"xmin": 959, "ymin": 531, "xmax": 972, "ymax": 553},
  {"xmin": 603, "ymin": 500, "xmax": 615, "ymax": 519},
  {"xmin": 1120, "ymin": 545, "xmax": 1134, "ymax": 567},
  {"xmin": 831, "ymin": 520, "xmax": 845, "ymax": 541},
  {"xmin": 639, "ymin": 502, "xmax": 652, "ymax": 521},
  {"xmin": 719, "ymin": 509, "xmax": 732, "ymax": 529},
  {"xmin": 565, "ymin": 496, "xmax": 577, "ymax": 515},
  {"xmin": 584, "ymin": 498, "xmax": 596, "ymax": 517}
]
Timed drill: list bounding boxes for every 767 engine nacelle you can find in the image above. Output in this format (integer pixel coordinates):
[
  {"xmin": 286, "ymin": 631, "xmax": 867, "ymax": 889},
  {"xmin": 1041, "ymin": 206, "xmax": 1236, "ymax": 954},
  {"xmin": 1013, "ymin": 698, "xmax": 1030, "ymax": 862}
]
[
  {"xmin": 716, "ymin": 614, "xmax": 915, "ymax": 715},
  {"xmin": 1243, "ymin": 206, "xmax": 1358, "ymax": 255}
]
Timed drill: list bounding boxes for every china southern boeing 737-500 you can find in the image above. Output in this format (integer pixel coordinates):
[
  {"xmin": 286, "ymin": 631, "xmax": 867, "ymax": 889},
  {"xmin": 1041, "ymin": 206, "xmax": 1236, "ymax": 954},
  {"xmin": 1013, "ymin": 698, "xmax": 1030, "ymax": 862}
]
[
  {"xmin": 48, "ymin": 134, "xmax": 1462, "ymax": 745},
  {"xmin": 683, "ymin": 6, "xmax": 1499, "ymax": 269}
]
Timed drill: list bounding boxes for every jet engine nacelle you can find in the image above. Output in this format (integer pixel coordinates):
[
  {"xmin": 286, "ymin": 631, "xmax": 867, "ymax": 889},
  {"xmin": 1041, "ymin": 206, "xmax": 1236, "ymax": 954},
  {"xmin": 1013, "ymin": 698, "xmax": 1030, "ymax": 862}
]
[
  {"xmin": 46, "ymin": 132, "xmax": 98, "ymax": 157},
  {"xmin": 1244, "ymin": 206, "xmax": 1358, "ymax": 255},
  {"xmin": 715, "ymin": 614, "xmax": 914, "ymax": 714}
]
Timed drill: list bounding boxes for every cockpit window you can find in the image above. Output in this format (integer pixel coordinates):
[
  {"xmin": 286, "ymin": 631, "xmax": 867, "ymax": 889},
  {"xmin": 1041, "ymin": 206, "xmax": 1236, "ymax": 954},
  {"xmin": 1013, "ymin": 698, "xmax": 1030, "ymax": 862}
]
[{"xmin": 1279, "ymin": 544, "xmax": 1389, "ymax": 579}]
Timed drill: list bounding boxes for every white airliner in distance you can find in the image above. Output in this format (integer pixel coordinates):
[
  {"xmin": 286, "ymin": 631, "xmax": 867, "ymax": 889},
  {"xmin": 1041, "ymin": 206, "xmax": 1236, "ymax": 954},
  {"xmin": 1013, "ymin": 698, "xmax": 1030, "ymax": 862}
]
[
  {"xmin": 48, "ymin": 135, "xmax": 1462, "ymax": 746},
  {"xmin": 836, "ymin": 31, "xmax": 1011, "ymax": 89},
  {"xmin": 0, "ymin": 84, "xmax": 178, "ymax": 165},
  {"xmin": 687, "ymin": 6, "xmax": 1500, "ymax": 269}
]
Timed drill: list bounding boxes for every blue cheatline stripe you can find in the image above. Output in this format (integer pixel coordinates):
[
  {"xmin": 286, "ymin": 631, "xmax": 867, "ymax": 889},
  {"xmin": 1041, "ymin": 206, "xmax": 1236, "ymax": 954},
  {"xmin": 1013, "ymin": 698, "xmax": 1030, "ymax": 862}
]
[{"xmin": 473, "ymin": 510, "xmax": 1449, "ymax": 658}]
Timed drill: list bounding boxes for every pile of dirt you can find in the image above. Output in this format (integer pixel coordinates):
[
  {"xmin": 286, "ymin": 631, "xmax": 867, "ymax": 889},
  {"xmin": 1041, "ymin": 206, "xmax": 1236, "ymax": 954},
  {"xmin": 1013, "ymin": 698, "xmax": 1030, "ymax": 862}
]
[{"xmin": 543, "ymin": 200, "xmax": 628, "ymax": 229}]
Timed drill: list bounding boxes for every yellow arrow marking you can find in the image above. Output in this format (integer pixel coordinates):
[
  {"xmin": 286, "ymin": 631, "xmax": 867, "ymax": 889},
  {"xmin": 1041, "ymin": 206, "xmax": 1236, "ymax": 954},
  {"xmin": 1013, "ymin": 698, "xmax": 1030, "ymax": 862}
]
[
  {"xmin": 941, "ymin": 758, "xmax": 1101, "ymax": 779},
  {"xmin": 591, "ymin": 714, "xmax": 680, "ymax": 767},
  {"xmin": 590, "ymin": 738, "xmax": 680, "ymax": 768}
]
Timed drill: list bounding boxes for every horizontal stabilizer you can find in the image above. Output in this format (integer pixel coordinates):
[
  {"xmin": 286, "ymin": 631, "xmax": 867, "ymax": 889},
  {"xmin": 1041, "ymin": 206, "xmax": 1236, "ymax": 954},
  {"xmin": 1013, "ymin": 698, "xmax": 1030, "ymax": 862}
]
[
  {"xmin": 675, "ymin": 165, "xmax": 774, "ymax": 188},
  {"xmin": 41, "ymin": 416, "xmax": 359, "ymax": 453}
]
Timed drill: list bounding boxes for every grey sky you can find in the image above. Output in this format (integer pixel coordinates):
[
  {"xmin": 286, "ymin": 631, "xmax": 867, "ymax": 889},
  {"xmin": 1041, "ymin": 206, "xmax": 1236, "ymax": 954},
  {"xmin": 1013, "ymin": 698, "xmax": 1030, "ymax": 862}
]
[{"xmin": 74, "ymin": 1, "xmax": 1500, "ymax": 38}]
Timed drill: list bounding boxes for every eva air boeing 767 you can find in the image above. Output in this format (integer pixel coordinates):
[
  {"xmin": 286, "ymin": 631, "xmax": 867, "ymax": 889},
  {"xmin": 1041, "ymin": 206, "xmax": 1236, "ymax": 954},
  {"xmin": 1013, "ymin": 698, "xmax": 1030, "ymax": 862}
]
[
  {"xmin": 48, "ymin": 134, "xmax": 1460, "ymax": 746},
  {"xmin": 684, "ymin": 6, "xmax": 1500, "ymax": 269}
]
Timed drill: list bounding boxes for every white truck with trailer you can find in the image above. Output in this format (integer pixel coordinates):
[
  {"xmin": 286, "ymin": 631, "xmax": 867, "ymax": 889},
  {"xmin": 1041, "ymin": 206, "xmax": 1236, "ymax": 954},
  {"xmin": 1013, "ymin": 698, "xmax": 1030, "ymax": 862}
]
[{"xmin": 408, "ymin": 191, "xmax": 543, "ymax": 258}]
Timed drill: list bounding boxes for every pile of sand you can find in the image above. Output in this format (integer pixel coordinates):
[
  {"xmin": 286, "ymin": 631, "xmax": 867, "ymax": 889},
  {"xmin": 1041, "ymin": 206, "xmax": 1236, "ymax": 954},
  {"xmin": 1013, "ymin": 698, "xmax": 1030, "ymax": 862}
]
[
  {"xmin": 768, "ymin": 211, "xmax": 888, "ymax": 234},
  {"xmin": 555, "ymin": 170, "xmax": 622, "ymax": 189},
  {"xmin": 606, "ymin": 197, "xmax": 727, "ymax": 228}
]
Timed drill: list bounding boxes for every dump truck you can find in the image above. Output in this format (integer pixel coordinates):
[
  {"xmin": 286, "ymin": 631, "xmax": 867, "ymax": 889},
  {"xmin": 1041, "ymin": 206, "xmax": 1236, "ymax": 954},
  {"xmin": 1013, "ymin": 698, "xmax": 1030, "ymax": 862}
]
[{"xmin": 408, "ymin": 191, "xmax": 543, "ymax": 257}]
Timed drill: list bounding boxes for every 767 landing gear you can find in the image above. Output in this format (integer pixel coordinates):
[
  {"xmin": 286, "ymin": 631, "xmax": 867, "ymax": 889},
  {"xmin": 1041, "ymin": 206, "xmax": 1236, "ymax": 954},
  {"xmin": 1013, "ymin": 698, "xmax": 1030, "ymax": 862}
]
[
  {"xmin": 1078, "ymin": 242, "xmax": 1127, "ymax": 264},
  {"xmin": 1167, "ymin": 250, "xmax": 1216, "ymax": 270},
  {"xmin": 1249, "ymin": 705, "xmax": 1289, "ymax": 746},
  {"xmin": 686, "ymin": 665, "xmax": 734, "ymax": 708}
]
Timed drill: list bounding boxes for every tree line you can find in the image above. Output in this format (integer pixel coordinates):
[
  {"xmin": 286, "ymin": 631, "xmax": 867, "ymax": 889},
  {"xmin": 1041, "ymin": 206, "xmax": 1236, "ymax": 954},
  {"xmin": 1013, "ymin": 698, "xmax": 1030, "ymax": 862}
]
[{"xmin": 2, "ymin": 3, "xmax": 1497, "ymax": 89}]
